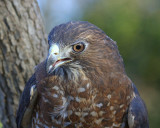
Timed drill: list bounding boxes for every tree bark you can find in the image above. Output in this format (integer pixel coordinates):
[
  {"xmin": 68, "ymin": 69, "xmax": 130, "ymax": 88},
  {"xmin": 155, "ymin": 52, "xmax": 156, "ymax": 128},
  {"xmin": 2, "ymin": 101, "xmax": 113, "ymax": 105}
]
[{"xmin": 0, "ymin": 0, "xmax": 47, "ymax": 127}]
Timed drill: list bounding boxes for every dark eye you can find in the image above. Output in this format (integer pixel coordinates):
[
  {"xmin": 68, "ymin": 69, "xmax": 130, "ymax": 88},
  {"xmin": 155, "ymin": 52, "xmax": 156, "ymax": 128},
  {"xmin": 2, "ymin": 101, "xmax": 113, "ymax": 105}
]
[{"xmin": 72, "ymin": 42, "xmax": 85, "ymax": 52}]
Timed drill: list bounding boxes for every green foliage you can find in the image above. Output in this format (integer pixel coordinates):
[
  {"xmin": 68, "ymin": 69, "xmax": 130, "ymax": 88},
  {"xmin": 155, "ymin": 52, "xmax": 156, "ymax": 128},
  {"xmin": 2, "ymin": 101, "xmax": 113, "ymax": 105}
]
[
  {"xmin": 83, "ymin": 0, "xmax": 160, "ymax": 86},
  {"xmin": 0, "ymin": 122, "xmax": 2, "ymax": 128}
]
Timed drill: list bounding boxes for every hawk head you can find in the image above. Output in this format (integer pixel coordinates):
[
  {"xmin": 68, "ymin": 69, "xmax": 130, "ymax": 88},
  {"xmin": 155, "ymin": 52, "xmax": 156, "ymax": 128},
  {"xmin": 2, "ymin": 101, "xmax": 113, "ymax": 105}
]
[{"xmin": 46, "ymin": 21, "xmax": 125, "ymax": 82}]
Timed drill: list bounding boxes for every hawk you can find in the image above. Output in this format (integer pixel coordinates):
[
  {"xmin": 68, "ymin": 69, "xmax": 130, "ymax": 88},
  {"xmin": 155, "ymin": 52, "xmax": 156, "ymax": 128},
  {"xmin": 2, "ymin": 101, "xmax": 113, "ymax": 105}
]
[{"xmin": 16, "ymin": 21, "xmax": 149, "ymax": 128}]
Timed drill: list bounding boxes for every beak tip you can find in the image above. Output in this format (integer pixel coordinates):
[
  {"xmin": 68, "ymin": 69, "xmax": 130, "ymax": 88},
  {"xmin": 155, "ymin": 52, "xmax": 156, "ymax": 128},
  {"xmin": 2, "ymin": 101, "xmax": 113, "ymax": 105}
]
[
  {"xmin": 47, "ymin": 65, "xmax": 54, "ymax": 74},
  {"xmin": 49, "ymin": 65, "xmax": 53, "ymax": 70}
]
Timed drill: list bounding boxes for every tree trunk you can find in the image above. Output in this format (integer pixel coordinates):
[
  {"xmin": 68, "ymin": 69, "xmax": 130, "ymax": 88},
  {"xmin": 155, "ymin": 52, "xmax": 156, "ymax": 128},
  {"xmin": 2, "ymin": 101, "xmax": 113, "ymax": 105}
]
[{"xmin": 0, "ymin": 0, "xmax": 47, "ymax": 127}]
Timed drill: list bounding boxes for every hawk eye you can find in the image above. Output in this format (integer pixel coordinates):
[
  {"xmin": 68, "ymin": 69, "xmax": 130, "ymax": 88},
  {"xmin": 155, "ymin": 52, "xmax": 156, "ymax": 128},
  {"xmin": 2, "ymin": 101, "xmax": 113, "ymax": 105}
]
[{"xmin": 72, "ymin": 42, "xmax": 85, "ymax": 52}]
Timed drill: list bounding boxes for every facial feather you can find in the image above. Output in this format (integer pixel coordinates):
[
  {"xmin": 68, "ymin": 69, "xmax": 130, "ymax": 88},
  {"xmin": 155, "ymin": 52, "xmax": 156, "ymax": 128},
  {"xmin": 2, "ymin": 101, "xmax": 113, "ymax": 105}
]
[{"xmin": 47, "ymin": 21, "xmax": 125, "ymax": 86}]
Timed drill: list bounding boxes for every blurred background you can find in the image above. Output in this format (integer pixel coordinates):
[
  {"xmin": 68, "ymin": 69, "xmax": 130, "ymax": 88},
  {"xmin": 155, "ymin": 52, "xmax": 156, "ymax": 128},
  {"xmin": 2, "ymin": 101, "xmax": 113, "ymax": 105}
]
[{"xmin": 37, "ymin": 0, "xmax": 160, "ymax": 127}]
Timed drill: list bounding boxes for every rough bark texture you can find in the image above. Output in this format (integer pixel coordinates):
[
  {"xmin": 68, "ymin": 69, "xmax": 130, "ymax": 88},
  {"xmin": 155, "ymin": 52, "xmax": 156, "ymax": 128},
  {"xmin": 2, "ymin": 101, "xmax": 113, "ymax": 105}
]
[{"xmin": 0, "ymin": 0, "xmax": 47, "ymax": 127}]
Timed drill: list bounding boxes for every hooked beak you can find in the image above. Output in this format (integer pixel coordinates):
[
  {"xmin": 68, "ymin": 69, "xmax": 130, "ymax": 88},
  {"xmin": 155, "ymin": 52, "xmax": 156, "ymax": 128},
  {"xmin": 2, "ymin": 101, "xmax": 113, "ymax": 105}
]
[{"xmin": 46, "ymin": 44, "xmax": 72, "ymax": 74}]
